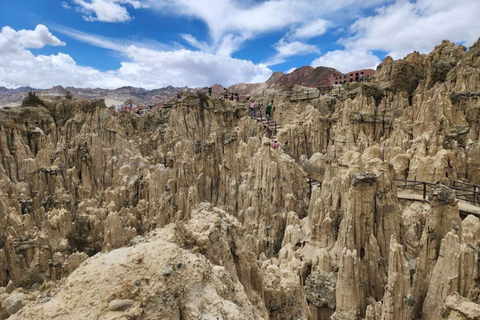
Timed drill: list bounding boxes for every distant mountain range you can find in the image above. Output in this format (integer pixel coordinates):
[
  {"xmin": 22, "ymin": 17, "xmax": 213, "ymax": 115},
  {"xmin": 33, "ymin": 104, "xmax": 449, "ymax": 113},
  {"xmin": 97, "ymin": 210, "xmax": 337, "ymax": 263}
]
[
  {"xmin": 0, "ymin": 66, "xmax": 353, "ymax": 107},
  {"xmin": 0, "ymin": 86, "xmax": 35, "ymax": 94},
  {"xmin": 0, "ymin": 85, "xmax": 189, "ymax": 107}
]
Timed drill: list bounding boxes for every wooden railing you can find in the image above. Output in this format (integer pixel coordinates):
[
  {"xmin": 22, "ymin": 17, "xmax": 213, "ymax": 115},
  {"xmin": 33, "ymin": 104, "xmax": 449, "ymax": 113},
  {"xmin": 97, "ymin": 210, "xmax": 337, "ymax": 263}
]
[{"xmin": 395, "ymin": 178, "xmax": 480, "ymax": 205}]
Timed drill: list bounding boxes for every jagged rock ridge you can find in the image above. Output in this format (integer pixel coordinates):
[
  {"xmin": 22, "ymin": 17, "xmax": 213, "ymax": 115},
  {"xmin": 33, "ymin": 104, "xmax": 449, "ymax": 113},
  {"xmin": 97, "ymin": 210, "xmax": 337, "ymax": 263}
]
[{"xmin": 0, "ymin": 39, "xmax": 479, "ymax": 319}]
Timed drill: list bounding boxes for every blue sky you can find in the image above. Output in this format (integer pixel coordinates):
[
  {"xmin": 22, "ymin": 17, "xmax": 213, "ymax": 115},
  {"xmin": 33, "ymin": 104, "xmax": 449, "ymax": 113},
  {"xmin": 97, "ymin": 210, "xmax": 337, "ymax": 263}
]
[{"xmin": 0, "ymin": 0, "xmax": 479, "ymax": 89}]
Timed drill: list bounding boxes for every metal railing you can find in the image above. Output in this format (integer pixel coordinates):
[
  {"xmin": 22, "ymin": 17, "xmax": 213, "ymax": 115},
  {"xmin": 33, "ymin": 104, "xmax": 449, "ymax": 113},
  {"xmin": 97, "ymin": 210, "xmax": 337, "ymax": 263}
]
[{"xmin": 395, "ymin": 178, "xmax": 480, "ymax": 205}]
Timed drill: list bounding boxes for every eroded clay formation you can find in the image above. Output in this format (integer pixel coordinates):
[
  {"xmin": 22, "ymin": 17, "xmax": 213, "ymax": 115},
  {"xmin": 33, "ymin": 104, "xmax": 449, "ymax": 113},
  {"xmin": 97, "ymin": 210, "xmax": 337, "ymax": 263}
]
[{"xmin": 0, "ymin": 39, "xmax": 479, "ymax": 319}]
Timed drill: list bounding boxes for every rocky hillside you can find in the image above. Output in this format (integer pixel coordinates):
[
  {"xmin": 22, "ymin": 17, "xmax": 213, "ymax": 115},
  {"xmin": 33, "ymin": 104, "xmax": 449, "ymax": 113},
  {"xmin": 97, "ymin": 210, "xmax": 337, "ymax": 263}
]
[
  {"xmin": 0, "ymin": 85, "xmax": 188, "ymax": 108},
  {"xmin": 266, "ymin": 66, "xmax": 340, "ymax": 88},
  {"xmin": 0, "ymin": 66, "xmax": 341, "ymax": 108},
  {"xmin": 0, "ymin": 39, "xmax": 479, "ymax": 319}
]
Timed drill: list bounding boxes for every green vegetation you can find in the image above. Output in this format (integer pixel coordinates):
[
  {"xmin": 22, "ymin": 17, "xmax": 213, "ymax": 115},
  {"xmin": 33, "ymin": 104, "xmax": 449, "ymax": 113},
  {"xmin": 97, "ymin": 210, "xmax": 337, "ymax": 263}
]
[
  {"xmin": 65, "ymin": 90, "xmax": 73, "ymax": 100},
  {"xmin": 22, "ymin": 91, "xmax": 45, "ymax": 107}
]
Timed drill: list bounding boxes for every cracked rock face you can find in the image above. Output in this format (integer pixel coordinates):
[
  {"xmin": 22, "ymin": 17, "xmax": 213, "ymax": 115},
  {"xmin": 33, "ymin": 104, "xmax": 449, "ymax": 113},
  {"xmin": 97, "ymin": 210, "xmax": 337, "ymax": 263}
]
[
  {"xmin": 428, "ymin": 185, "xmax": 456, "ymax": 205},
  {"xmin": 305, "ymin": 271, "xmax": 336, "ymax": 309},
  {"xmin": 1, "ymin": 39, "xmax": 480, "ymax": 319},
  {"xmin": 351, "ymin": 172, "xmax": 378, "ymax": 187}
]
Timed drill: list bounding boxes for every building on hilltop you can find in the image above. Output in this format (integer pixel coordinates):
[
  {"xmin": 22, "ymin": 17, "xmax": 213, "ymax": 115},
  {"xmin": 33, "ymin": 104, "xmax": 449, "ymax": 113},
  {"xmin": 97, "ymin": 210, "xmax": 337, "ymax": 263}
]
[{"xmin": 329, "ymin": 69, "xmax": 375, "ymax": 85}]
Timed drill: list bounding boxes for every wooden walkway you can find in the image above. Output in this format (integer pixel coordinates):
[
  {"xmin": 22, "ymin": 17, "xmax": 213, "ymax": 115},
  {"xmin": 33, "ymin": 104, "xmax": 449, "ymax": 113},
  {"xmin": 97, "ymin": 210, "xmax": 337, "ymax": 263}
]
[
  {"xmin": 397, "ymin": 191, "xmax": 480, "ymax": 217},
  {"xmin": 250, "ymin": 111, "xmax": 480, "ymax": 217}
]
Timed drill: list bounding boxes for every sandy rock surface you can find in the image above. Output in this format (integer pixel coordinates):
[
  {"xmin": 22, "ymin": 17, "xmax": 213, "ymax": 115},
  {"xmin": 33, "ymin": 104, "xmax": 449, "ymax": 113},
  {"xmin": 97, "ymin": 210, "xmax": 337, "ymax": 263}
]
[{"xmin": 0, "ymin": 39, "xmax": 480, "ymax": 319}]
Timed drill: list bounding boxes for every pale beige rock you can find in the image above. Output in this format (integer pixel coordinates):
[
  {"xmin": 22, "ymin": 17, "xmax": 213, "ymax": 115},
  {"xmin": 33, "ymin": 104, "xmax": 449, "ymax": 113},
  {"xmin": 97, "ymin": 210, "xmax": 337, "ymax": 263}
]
[
  {"xmin": 108, "ymin": 299, "xmax": 134, "ymax": 311},
  {"xmin": 10, "ymin": 207, "xmax": 269, "ymax": 320},
  {"xmin": 4, "ymin": 293, "xmax": 26, "ymax": 315},
  {"xmin": 0, "ymin": 39, "xmax": 480, "ymax": 320},
  {"xmin": 443, "ymin": 292, "xmax": 480, "ymax": 319},
  {"xmin": 381, "ymin": 237, "xmax": 413, "ymax": 320}
]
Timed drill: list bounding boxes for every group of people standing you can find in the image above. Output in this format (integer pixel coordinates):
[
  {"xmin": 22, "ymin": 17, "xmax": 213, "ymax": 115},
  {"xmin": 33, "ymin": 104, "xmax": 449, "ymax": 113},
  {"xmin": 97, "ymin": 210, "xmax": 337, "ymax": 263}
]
[
  {"xmin": 249, "ymin": 100, "xmax": 273, "ymax": 119},
  {"xmin": 207, "ymin": 87, "xmax": 239, "ymax": 101}
]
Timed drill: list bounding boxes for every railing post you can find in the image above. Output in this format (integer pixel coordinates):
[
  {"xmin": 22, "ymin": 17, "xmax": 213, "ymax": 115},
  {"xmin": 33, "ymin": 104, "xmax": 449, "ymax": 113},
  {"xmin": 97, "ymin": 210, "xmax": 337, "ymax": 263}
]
[{"xmin": 423, "ymin": 182, "xmax": 427, "ymax": 200}]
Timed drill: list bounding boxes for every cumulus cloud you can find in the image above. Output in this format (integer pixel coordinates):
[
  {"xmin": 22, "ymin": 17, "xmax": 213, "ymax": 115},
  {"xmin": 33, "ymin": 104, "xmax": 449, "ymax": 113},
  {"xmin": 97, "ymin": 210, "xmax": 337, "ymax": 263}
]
[
  {"xmin": 309, "ymin": 0, "xmax": 480, "ymax": 73},
  {"xmin": 0, "ymin": 25, "xmax": 65, "ymax": 54},
  {"xmin": 265, "ymin": 39, "xmax": 319, "ymax": 66},
  {"xmin": 311, "ymin": 49, "xmax": 380, "ymax": 73},
  {"xmin": 291, "ymin": 19, "xmax": 329, "ymax": 39},
  {"xmin": 119, "ymin": 46, "xmax": 272, "ymax": 87},
  {"xmin": 341, "ymin": 0, "xmax": 480, "ymax": 58},
  {"xmin": 72, "ymin": 0, "xmax": 148, "ymax": 22},
  {"xmin": 0, "ymin": 25, "xmax": 272, "ymax": 89}
]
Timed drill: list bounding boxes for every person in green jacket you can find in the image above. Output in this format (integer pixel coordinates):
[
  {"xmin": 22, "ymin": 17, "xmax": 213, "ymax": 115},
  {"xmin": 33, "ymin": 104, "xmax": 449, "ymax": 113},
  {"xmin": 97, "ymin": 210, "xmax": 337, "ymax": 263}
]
[{"xmin": 265, "ymin": 102, "xmax": 272, "ymax": 119}]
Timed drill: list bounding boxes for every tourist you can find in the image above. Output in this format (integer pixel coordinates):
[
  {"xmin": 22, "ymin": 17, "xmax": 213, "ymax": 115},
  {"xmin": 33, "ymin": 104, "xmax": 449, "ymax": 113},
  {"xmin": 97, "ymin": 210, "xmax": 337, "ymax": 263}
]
[
  {"xmin": 208, "ymin": 87, "xmax": 212, "ymax": 96},
  {"xmin": 266, "ymin": 102, "xmax": 272, "ymax": 119},
  {"xmin": 249, "ymin": 100, "xmax": 255, "ymax": 117},
  {"xmin": 273, "ymin": 140, "xmax": 279, "ymax": 149}
]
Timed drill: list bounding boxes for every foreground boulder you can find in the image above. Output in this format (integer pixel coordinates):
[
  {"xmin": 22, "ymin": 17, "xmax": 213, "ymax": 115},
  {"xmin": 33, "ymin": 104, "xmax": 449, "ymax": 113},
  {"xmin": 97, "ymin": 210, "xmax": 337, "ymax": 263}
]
[{"xmin": 11, "ymin": 205, "xmax": 268, "ymax": 320}]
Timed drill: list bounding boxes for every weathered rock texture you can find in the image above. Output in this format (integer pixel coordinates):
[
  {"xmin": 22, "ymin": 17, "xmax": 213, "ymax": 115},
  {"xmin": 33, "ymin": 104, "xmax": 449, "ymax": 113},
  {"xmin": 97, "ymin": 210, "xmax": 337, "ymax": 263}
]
[{"xmin": 1, "ymin": 39, "xmax": 480, "ymax": 319}]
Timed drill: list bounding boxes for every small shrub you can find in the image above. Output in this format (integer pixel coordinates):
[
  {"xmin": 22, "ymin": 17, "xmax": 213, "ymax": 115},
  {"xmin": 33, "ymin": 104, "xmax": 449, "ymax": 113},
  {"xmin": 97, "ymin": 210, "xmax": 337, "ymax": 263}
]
[{"xmin": 22, "ymin": 91, "xmax": 45, "ymax": 107}]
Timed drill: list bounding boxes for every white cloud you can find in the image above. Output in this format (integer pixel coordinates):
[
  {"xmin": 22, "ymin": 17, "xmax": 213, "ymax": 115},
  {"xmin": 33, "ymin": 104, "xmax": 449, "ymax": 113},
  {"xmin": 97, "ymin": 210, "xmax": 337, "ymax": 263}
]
[
  {"xmin": 309, "ymin": 0, "xmax": 480, "ymax": 72},
  {"xmin": 0, "ymin": 25, "xmax": 65, "ymax": 54},
  {"xmin": 119, "ymin": 46, "xmax": 272, "ymax": 87},
  {"xmin": 266, "ymin": 38, "xmax": 319, "ymax": 66},
  {"xmin": 0, "ymin": 25, "xmax": 272, "ymax": 89},
  {"xmin": 148, "ymin": 0, "xmax": 390, "ymax": 55},
  {"xmin": 53, "ymin": 25, "xmax": 174, "ymax": 52},
  {"xmin": 311, "ymin": 49, "xmax": 380, "ymax": 73},
  {"xmin": 291, "ymin": 19, "xmax": 329, "ymax": 39},
  {"xmin": 180, "ymin": 34, "xmax": 210, "ymax": 52},
  {"xmin": 341, "ymin": 0, "xmax": 480, "ymax": 59},
  {"xmin": 72, "ymin": 0, "xmax": 148, "ymax": 22},
  {"xmin": 18, "ymin": 25, "xmax": 65, "ymax": 48},
  {"xmin": 61, "ymin": 1, "xmax": 72, "ymax": 9},
  {"xmin": 286, "ymin": 67, "xmax": 297, "ymax": 74}
]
